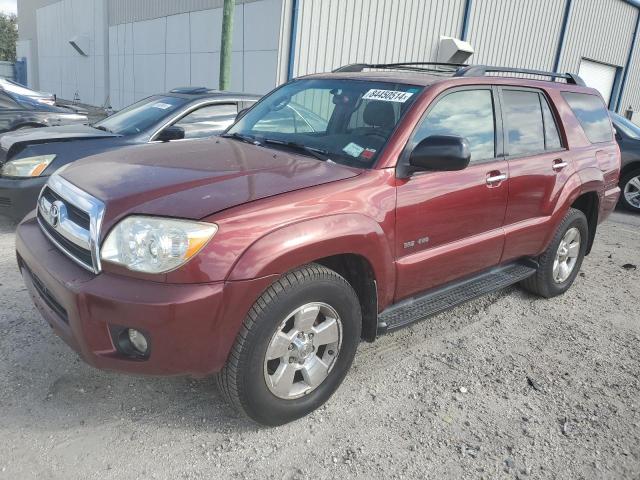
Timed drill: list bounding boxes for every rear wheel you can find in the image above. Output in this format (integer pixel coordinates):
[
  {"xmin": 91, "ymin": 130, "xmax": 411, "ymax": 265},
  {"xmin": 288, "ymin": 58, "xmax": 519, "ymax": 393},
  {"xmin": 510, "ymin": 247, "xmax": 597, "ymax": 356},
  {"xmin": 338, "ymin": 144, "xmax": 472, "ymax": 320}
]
[
  {"xmin": 521, "ymin": 208, "xmax": 588, "ymax": 298},
  {"xmin": 620, "ymin": 168, "xmax": 640, "ymax": 212},
  {"xmin": 217, "ymin": 264, "xmax": 361, "ymax": 426}
]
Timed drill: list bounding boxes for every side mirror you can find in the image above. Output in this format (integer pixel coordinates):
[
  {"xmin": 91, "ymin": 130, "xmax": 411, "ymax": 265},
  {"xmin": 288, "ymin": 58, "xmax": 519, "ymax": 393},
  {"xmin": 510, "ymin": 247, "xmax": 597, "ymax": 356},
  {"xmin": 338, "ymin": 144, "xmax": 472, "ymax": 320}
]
[
  {"xmin": 156, "ymin": 125, "xmax": 185, "ymax": 142},
  {"xmin": 409, "ymin": 135, "xmax": 471, "ymax": 173}
]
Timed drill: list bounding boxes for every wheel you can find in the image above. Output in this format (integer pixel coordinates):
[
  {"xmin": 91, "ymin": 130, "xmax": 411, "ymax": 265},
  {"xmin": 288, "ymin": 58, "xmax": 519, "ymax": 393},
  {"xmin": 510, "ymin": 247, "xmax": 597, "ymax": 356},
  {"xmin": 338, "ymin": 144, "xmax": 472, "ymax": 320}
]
[
  {"xmin": 217, "ymin": 264, "xmax": 362, "ymax": 426},
  {"xmin": 620, "ymin": 168, "xmax": 640, "ymax": 212},
  {"xmin": 520, "ymin": 208, "xmax": 588, "ymax": 298}
]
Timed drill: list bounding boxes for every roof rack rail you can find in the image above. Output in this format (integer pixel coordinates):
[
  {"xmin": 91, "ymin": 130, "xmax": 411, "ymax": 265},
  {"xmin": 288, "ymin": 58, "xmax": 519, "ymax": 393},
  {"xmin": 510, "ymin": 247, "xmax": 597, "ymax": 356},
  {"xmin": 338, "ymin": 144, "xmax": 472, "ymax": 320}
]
[
  {"xmin": 333, "ymin": 62, "xmax": 468, "ymax": 73},
  {"xmin": 453, "ymin": 65, "xmax": 585, "ymax": 86}
]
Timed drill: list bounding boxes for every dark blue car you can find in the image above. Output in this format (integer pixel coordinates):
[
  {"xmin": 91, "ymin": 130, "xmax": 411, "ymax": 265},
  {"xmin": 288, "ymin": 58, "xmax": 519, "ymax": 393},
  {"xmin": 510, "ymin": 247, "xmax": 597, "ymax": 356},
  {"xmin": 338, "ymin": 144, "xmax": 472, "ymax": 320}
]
[{"xmin": 0, "ymin": 88, "xmax": 260, "ymax": 221}]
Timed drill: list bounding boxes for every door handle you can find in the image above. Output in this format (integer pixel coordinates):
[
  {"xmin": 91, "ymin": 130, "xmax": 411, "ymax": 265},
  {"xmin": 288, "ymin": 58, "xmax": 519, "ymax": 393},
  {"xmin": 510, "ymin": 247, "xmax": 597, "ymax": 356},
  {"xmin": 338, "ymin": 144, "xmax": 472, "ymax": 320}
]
[
  {"xmin": 552, "ymin": 159, "xmax": 568, "ymax": 171},
  {"xmin": 486, "ymin": 173, "xmax": 507, "ymax": 185}
]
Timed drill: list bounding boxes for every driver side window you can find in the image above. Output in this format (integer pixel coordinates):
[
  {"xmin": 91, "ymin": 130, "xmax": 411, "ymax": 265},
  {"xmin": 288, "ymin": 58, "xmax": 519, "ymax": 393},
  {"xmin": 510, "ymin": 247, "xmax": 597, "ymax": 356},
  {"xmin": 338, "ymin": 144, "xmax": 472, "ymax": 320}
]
[
  {"xmin": 174, "ymin": 103, "xmax": 238, "ymax": 139},
  {"xmin": 414, "ymin": 89, "xmax": 496, "ymax": 162}
]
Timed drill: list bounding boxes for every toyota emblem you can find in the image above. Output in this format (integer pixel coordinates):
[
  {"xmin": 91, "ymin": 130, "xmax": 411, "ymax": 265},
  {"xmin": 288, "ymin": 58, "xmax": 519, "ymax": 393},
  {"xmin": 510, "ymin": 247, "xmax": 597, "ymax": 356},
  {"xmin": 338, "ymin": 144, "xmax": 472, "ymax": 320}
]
[{"xmin": 49, "ymin": 201, "xmax": 66, "ymax": 229}]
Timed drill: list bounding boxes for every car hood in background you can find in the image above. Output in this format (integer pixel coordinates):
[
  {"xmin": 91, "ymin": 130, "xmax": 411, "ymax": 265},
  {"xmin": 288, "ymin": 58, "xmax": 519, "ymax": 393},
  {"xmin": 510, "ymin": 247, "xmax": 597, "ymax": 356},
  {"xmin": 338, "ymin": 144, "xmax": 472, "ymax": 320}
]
[
  {"xmin": 0, "ymin": 125, "xmax": 119, "ymax": 162},
  {"xmin": 0, "ymin": 125, "xmax": 118, "ymax": 151},
  {"xmin": 60, "ymin": 137, "xmax": 361, "ymax": 229}
]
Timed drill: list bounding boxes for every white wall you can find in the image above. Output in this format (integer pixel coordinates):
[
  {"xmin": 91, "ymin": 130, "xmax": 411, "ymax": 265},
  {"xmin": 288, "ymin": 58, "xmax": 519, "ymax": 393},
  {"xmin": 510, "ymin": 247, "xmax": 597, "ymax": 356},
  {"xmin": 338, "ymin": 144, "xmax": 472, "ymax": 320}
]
[
  {"xmin": 36, "ymin": 0, "xmax": 108, "ymax": 106},
  {"xmin": 109, "ymin": 0, "xmax": 282, "ymax": 110}
]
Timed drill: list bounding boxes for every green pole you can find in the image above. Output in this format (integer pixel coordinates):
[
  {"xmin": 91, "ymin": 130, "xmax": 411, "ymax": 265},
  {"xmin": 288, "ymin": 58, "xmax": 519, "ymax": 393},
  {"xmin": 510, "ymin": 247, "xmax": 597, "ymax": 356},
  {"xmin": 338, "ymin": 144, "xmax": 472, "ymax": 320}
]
[{"xmin": 219, "ymin": 0, "xmax": 235, "ymax": 90}]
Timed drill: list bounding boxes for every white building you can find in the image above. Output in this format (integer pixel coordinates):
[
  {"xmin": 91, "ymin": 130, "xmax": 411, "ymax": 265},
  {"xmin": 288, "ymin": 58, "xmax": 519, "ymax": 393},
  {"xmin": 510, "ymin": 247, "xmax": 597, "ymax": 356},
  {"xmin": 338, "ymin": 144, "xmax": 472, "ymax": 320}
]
[{"xmin": 16, "ymin": 0, "xmax": 640, "ymax": 120}]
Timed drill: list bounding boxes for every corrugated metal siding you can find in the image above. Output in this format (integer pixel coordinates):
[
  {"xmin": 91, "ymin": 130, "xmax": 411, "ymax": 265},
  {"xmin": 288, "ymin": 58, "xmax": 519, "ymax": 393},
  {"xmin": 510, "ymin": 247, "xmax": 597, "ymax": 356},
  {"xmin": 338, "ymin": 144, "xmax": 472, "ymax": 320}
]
[
  {"xmin": 291, "ymin": 0, "xmax": 466, "ymax": 77},
  {"xmin": 619, "ymin": 34, "xmax": 640, "ymax": 114},
  {"xmin": 558, "ymin": 0, "xmax": 637, "ymax": 74},
  {"xmin": 108, "ymin": 0, "xmax": 260, "ymax": 25},
  {"xmin": 466, "ymin": 0, "xmax": 567, "ymax": 71}
]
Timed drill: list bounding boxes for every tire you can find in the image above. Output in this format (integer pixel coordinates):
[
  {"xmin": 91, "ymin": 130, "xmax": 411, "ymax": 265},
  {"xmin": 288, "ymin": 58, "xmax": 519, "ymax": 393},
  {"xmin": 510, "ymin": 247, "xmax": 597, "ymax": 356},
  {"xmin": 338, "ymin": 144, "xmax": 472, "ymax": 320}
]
[
  {"xmin": 520, "ymin": 208, "xmax": 588, "ymax": 298},
  {"xmin": 619, "ymin": 168, "xmax": 640, "ymax": 213},
  {"xmin": 217, "ymin": 263, "xmax": 362, "ymax": 426}
]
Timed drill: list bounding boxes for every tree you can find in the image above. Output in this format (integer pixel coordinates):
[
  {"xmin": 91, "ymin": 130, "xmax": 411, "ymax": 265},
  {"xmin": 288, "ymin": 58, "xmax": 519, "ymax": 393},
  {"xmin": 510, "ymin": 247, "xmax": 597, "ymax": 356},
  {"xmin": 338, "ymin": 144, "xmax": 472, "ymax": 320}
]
[{"xmin": 0, "ymin": 13, "xmax": 17, "ymax": 62}]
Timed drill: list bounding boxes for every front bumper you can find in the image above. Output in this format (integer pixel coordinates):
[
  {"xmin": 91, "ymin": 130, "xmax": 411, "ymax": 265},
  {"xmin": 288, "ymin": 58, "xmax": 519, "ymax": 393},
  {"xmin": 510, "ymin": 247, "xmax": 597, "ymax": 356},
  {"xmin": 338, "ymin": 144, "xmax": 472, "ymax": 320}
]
[
  {"xmin": 0, "ymin": 176, "xmax": 47, "ymax": 222},
  {"xmin": 16, "ymin": 215, "xmax": 276, "ymax": 376}
]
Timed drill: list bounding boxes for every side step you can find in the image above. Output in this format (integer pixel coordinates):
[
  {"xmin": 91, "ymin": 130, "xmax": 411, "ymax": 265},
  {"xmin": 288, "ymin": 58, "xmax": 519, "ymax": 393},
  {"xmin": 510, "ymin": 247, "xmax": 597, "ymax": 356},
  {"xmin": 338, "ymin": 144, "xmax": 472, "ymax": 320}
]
[{"xmin": 378, "ymin": 262, "xmax": 536, "ymax": 334}]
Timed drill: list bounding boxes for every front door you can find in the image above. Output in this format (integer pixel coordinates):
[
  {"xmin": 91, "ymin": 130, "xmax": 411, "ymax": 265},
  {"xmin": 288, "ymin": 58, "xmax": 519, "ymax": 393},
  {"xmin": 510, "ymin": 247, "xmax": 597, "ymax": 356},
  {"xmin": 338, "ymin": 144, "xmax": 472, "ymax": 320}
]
[{"xmin": 395, "ymin": 87, "xmax": 508, "ymax": 300}]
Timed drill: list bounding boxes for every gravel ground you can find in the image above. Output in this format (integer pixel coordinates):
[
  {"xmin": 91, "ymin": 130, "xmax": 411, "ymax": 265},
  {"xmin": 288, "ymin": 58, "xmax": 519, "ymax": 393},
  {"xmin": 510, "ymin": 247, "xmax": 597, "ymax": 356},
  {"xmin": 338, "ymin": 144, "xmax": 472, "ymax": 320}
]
[{"xmin": 0, "ymin": 211, "xmax": 638, "ymax": 480}]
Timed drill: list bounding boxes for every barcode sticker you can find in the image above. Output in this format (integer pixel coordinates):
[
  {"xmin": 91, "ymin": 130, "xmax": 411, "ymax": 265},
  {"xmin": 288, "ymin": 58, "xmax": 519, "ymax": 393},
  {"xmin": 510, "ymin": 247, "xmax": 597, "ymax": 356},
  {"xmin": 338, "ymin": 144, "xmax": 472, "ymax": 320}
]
[{"xmin": 362, "ymin": 89, "xmax": 414, "ymax": 103}]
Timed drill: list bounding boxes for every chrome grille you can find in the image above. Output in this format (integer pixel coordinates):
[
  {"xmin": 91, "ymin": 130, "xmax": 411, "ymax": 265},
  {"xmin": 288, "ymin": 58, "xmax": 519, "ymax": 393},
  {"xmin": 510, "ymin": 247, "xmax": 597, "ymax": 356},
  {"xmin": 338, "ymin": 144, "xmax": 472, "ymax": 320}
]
[{"xmin": 37, "ymin": 174, "xmax": 105, "ymax": 274}]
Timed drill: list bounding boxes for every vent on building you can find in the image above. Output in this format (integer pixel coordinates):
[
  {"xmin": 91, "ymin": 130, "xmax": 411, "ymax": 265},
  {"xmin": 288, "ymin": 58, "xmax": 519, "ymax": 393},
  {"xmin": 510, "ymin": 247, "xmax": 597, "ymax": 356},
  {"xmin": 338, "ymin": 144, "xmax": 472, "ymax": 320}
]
[
  {"xmin": 437, "ymin": 36, "xmax": 474, "ymax": 64},
  {"xmin": 69, "ymin": 35, "xmax": 90, "ymax": 56}
]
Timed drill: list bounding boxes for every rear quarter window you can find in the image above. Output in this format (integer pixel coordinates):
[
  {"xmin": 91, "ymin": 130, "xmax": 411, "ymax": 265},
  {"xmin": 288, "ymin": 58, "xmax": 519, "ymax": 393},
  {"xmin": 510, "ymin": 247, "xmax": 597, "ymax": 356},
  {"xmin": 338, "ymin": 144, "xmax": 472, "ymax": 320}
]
[{"xmin": 561, "ymin": 92, "xmax": 612, "ymax": 144}]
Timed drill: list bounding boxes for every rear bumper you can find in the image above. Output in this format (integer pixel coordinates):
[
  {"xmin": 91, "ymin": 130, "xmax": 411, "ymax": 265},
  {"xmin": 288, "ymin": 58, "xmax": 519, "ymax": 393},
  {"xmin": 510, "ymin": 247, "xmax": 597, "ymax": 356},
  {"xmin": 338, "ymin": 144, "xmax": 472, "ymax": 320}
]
[
  {"xmin": 16, "ymin": 216, "xmax": 276, "ymax": 376},
  {"xmin": 600, "ymin": 185, "xmax": 621, "ymax": 223},
  {"xmin": 0, "ymin": 176, "xmax": 46, "ymax": 222}
]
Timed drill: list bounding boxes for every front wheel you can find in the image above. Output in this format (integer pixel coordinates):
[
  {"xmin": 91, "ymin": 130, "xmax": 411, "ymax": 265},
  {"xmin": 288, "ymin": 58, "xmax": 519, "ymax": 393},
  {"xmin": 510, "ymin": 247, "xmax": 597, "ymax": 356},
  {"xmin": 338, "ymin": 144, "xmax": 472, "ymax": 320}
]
[
  {"xmin": 520, "ymin": 208, "xmax": 588, "ymax": 298},
  {"xmin": 217, "ymin": 264, "xmax": 362, "ymax": 426},
  {"xmin": 620, "ymin": 168, "xmax": 640, "ymax": 212}
]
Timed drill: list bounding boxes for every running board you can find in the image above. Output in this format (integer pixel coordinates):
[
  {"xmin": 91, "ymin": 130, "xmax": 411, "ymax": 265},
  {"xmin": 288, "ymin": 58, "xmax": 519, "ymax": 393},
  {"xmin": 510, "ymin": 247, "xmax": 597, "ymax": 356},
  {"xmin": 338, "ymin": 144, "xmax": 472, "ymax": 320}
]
[{"xmin": 378, "ymin": 262, "xmax": 537, "ymax": 334}]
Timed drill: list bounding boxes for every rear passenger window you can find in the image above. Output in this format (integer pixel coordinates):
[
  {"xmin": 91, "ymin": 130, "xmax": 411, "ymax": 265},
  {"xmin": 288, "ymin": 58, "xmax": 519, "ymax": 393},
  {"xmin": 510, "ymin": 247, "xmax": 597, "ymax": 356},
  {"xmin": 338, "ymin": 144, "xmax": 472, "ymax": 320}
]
[
  {"xmin": 540, "ymin": 95, "xmax": 562, "ymax": 150},
  {"xmin": 502, "ymin": 90, "xmax": 545, "ymax": 156},
  {"xmin": 415, "ymin": 89, "xmax": 495, "ymax": 162},
  {"xmin": 562, "ymin": 92, "xmax": 612, "ymax": 143}
]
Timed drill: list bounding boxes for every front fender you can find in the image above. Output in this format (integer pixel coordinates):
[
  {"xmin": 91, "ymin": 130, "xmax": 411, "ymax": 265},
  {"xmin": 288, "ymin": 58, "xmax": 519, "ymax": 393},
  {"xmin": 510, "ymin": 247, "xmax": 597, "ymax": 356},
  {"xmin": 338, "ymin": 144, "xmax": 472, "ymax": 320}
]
[{"xmin": 228, "ymin": 213, "xmax": 396, "ymax": 307}]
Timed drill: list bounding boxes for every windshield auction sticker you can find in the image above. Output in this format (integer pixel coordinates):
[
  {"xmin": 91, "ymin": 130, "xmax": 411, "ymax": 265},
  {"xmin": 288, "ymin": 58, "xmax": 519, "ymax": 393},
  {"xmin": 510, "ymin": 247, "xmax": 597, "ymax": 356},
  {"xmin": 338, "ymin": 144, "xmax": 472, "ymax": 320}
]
[
  {"xmin": 152, "ymin": 102, "xmax": 173, "ymax": 110},
  {"xmin": 362, "ymin": 89, "xmax": 414, "ymax": 103}
]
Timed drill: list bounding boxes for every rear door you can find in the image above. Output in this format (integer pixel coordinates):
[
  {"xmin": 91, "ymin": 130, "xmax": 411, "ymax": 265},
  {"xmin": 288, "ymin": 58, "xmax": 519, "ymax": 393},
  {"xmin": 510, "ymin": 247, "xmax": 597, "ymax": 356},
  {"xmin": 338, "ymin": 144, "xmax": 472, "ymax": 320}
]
[
  {"xmin": 499, "ymin": 87, "xmax": 574, "ymax": 262},
  {"xmin": 394, "ymin": 86, "xmax": 509, "ymax": 300}
]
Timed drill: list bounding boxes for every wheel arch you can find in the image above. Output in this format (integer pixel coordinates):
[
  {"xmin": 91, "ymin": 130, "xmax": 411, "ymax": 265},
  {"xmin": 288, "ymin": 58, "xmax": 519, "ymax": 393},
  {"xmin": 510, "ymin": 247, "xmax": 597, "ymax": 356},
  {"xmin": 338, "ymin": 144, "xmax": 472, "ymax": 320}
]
[
  {"xmin": 227, "ymin": 213, "xmax": 395, "ymax": 339},
  {"xmin": 570, "ymin": 191, "xmax": 599, "ymax": 255},
  {"xmin": 620, "ymin": 160, "xmax": 640, "ymax": 178}
]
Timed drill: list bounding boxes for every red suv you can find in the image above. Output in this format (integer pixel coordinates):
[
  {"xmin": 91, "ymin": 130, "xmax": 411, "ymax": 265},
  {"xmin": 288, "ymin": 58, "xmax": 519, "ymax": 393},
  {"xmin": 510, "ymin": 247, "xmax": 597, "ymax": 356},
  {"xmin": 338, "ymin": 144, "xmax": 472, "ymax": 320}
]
[{"xmin": 15, "ymin": 63, "xmax": 621, "ymax": 426}]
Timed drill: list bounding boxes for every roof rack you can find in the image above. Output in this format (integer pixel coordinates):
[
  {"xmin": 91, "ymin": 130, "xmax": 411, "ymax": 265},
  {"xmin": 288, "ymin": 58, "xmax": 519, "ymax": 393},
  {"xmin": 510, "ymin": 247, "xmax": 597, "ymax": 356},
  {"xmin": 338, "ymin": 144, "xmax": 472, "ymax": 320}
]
[
  {"xmin": 169, "ymin": 86, "xmax": 216, "ymax": 94},
  {"xmin": 333, "ymin": 62, "xmax": 468, "ymax": 74},
  {"xmin": 332, "ymin": 62, "xmax": 585, "ymax": 86},
  {"xmin": 453, "ymin": 65, "xmax": 585, "ymax": 86}
]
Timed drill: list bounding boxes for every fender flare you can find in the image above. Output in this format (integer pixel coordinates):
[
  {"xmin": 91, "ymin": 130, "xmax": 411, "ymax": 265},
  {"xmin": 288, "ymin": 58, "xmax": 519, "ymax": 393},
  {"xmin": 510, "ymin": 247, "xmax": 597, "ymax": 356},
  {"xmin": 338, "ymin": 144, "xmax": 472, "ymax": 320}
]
[
  {"xmin": 227, "ymin": 213, "xmax": 396, "ymax": 307},
  {"xmin": 539, "ymin": 169, "xmax": 601, "ymax": 254}
]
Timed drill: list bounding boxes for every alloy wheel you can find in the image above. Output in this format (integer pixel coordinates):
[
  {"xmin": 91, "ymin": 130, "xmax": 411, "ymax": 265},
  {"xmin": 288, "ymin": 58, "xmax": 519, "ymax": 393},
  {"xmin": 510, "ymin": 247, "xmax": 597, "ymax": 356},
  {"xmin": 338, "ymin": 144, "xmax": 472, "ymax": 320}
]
[
  {"xmin": 263, "ymin": 302, "xmax": 343, "ymax": 400},
  {"xmin": 553, "ymin": 227, "xmax": 581, "ymax": 283},
  {"xmin": 624, "ymin": 174, "xmax": 640, "ymax": 209}
]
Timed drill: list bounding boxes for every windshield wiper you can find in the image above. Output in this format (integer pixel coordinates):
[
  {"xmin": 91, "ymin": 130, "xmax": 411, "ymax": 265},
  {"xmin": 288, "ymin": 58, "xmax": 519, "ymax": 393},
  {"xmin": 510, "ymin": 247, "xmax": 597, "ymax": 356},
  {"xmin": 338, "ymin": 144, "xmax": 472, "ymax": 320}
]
[
  {"xmin": 262, "ymin": 138, "xmax": 332, "ymax": 162},
  {"xmin": 92, "ymin": 125, "xmax": 112, "ymax": 133},
  {"xmin": 221, "ymin": 132, "xmax": 262, "ymax": 146}
]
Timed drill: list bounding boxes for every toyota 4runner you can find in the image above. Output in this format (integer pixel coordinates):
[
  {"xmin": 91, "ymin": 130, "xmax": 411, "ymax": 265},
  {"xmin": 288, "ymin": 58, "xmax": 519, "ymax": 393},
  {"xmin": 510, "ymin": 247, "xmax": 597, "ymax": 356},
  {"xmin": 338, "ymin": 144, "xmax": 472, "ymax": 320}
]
[{"xmin": 15, "ymin": 63, "xmax": 621, "ymax": 426}]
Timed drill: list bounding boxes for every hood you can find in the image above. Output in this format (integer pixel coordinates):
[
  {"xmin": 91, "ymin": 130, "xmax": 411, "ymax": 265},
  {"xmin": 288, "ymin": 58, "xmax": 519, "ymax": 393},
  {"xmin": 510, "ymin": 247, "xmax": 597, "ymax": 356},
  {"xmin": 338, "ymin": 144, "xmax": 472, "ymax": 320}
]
[
  {"xmin": 61, "ymin": 138, "xmax": 361, "ymax": 225},
  {"xmin": 0, "ymin": 124, "xmax": 118, "ymax": 155}
]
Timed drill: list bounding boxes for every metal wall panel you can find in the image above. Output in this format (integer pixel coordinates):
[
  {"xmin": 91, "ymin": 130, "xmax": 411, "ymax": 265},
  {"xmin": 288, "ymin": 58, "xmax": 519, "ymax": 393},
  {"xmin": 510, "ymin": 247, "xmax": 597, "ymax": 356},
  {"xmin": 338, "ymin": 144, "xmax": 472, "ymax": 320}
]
[
  {"xmin": 466, "ymin": 0, "xmax": 568, "ymax": 71},
  {"xmin": 291, "ymin": 0, "xmax": 466, "ymax": 77},
  {"xmin": 108, "ymin": 0, "xmax": 261, "ymax": 25},
  {"xmin": 619, "ymin": 33, "xmax": 640, "ymax": 115},
  {"xmin": 558, "ymin": 0, "xmax": 637, "ymax": 74}
]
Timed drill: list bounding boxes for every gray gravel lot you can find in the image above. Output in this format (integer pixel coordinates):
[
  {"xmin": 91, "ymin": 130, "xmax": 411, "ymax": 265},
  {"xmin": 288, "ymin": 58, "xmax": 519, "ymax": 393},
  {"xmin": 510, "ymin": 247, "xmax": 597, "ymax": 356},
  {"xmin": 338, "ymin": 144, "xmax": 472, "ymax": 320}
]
[{"xmin": 0, "ymin": 211, "xmax": 639, "ymax": 480}]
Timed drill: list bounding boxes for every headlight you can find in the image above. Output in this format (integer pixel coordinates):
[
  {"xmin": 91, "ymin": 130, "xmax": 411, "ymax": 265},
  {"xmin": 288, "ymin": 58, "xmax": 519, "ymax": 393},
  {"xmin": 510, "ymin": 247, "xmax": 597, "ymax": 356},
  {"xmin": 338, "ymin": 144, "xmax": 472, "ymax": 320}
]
[
  {"xmin": 1, "ymin": 154, "xmax": 56, "ymax": 178},
  {"xmin": 101, "ymin": 216, "xmax": 218, "ymax": 274}
]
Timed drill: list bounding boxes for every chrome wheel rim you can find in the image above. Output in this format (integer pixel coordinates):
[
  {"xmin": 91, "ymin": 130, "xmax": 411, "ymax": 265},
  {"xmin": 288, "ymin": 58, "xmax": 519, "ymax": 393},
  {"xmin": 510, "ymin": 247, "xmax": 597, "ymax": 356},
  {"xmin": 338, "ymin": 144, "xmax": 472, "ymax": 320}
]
[
  {"xmin": 624, "ymin": 175, "xmax": 640, "ymax": 209},
  {"xmin": 553, "ymin": 227, "xmax": 581, "ymax": 283},
  {"xmin": 263, "ymin": 302, "xmax": 342, "ymax": 400}
]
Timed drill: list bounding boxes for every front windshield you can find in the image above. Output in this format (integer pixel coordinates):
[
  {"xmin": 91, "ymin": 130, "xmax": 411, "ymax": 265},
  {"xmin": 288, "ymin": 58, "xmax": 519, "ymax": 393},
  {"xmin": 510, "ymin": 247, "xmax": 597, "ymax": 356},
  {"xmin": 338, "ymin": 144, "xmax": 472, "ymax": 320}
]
[
  {"xmin": 228, "ymin": 79, "xmax": 422, "ymax": 168},
  {"xmin": 94, "ymin": 95, "xmax": 188, "ymax": 135},
  {"xmin": 610, "ymin": 111, "xmax": 640, "ymax": 140}
]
